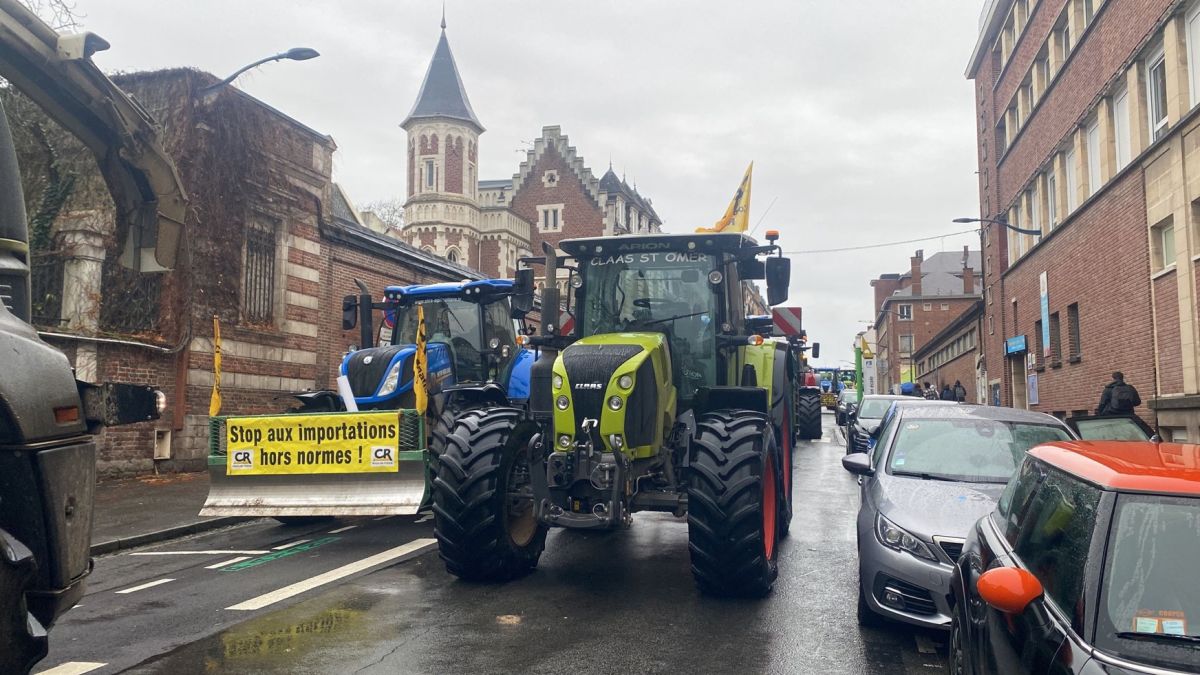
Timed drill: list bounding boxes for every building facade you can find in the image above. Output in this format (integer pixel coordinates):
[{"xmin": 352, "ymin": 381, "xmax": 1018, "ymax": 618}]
[
  {"xmin": 912, "ymin": 301, "xmax": 985, "ymax": 402},
  {"xmin": 968, "ymin": 0, "xmax": 1200, "ymax": 439},
  {"xmin": 399, "ymin": 24, "xmax": 662, "ymax": 277},
  {"xmin": 870, "ymin": 248, "xmax": 983, "ymax": 393}
]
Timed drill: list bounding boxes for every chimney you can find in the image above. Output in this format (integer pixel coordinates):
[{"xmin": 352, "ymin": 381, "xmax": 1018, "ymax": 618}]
[
  {"xmin": 871, "ymin": 275, "xmax": 902, "ymax": 315},
  {"xmin": 909, "ymin": 249, "xmax": 923, "ymax": 297},
  {"xmin": 962, "ymin": 246, "xmax": 975, "ymax": 294}
]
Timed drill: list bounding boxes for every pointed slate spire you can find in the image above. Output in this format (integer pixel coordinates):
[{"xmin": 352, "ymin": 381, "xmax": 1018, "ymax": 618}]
[{"xmin": 402, "ymin": 20, "xmax": 483, "ymax": 131}]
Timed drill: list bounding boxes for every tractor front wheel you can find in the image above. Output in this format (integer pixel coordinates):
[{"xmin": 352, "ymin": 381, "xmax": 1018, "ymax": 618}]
[
  {"xmin": 0, "ymin": 531, "xmax": 48, "ymax": 674},
  {"xmin": 795, "ymin": 389, "xmax": 822, "ymax": 440},
  {"xmin": 687, "ymin": 410, "xmax": 780, "ymax": 597},
  {"xmin": 431, "ymin": 407, "xmax": 546, "ymax": 582}
]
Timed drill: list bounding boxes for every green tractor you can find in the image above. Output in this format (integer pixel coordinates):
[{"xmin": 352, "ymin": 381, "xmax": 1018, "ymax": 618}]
[{"xmin": 430, "ymin": 232, "xmax": 796, "ymax": 596}]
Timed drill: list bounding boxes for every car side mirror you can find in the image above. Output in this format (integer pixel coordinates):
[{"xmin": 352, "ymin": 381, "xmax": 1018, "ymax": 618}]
[
  {"xmin": 810, "ymin": 341, "xmax": 820, "ymax": 359},
  {"xmin": 512, "ymin": 268, "xmax": 534, "ymax": 317},
  {"xmin": 342, "ymin": 294, "xmax": 358, "ymax": 330},
  {"xmin": 977, "ymin": 567, "xmax": 1044, "ymax": 614},
  {"xmin": 765, "ymin": 257, "xmax": 790, "ymax": 305},
  {"xmin": 841, "ymin": 453, "xmax": 874, "ymax": 475}
]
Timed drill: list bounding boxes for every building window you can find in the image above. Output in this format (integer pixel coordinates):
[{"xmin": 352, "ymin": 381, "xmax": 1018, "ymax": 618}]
[
  {"xmin": 538, "ymin": 204, "xmax": 564, "ymax": 232},
  {"xmin": 1148, "ymin": 47, "xmax": 1169, "ymax": 141},
  {"xmin": 424, "ymin": 159, "xmax": 436, "ymax": 189},
  {"xmin": 1086, "ymin": 120, "xmax": 1101, "ymax": 196},
  {"xmin": 988, "ymin": 314, "xmax": 995, "ymax": 335},
  {"xmin": 446, "ymin": 248, "xmax": 460, "ymax": 264},
  {"xmin": 941, "ymin": 303, "xmax": 950, "ymax": 311},
  {"xmin": 1033, "ymin": 319, "xmax": 1044, "ymax": 365},
  {"xmin": 1047, "ymin": 170, "xmax": 1059, "ymax": 227},
  {"xmin": 1067, "ymin": 303, "xmax": 1082, "ymax": 360},
  {"xmin": 923, "ymin": 303, "xmax": 932, "ymax": 311},
  {"xmin": 243, "ymin": 218, "xmax": 276, "ymax": 323},
  {"xmin": 1114, "ymin": 89, "xmax": 1131, "ymax": 169},
  {"xmin": 1030, "ymin": 184, "xmax": 1042, "ymax": 236},
  {"xmin": 899, "ymin": 334, "xmax": 914, "ymax": 354},
  {"xmin": 1188, "ymin": 3, "xmax": 1200, "ymax": 107},
  {"xmin": 898, "ymin": 304, "xmax": 913, "ymax": 321},
  {"xmin": 1152, "ymin": 218, "xmax": 1176, "ymax": 270},
  {"xmin": 1049, "ymin": 311, "xmax": 1062, "ymax": 364},
  {"xmin": 1060, "ymin": 22, "xmax": 1072, "ymax": 62},
  {"xmin": 1083, "ymin": 0, "xmax": 1095, "ymax": 25},
  {"xmin": 996, "ymin": 119, "xmax": 1008, "ymax": 155},
  {"xmin": 1065, "ymin": 147, "xmax": 1079, "ymax": 211}
]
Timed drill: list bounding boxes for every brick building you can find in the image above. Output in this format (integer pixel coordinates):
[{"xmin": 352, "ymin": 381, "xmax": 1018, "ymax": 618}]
[
  {"xmin": 913, "ymin": 301, "xmax": 985, "ymax": 402},
  {"xmin": 18, "ymin": 69, "xmax": 478, "ymax": 475},
  {"xmin": 399, "ymin": 23, "xmax": 662, "ymax": 277},
  {"xmin": 870, "ymin": 247, "xmax": 982, "ymax": 393},
  {"xmin": 967, "ymin": 0, "xmax": 1200, "ymax": 439}
]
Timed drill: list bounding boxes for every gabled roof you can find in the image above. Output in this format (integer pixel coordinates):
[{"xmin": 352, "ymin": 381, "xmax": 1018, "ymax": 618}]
[
  {"xmin": 511, "ymin": 125, "xmax": 600, "ymax": 202},
  {"xmin": 402, "ymin": 29, "xmax": 482, "ymax": 132}
]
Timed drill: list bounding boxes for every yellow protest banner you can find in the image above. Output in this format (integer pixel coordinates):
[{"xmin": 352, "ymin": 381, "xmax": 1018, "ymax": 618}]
[
  {"xmin": 413, "ymin": 304, "xmax": 428, "ymax": 415},
  {"xmin": 697, "ymin": 162, "xmax": 753, "ymax": 233},
  {"xmin": 210, "ymin": 315, "xmax": 222, "ymax": 417},
  {"xmin": 225, "ymin": 412, "xmax": 402, "ymax": 475}
]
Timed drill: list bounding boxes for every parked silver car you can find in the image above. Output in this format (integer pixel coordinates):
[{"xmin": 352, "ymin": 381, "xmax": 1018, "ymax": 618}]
[
  {"xmin": 845, "ymin": 394, "xmax": 908, "ymax": 454},
  {"xmin": 842, "ymin": 404, "xmax": 1075, "ymax": 630}
]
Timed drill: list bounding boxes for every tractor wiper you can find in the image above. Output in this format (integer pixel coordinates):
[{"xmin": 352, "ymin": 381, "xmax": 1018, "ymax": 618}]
[{"xmin": 642, "ymin": 311, "xmax": 707, "ymax": 327}]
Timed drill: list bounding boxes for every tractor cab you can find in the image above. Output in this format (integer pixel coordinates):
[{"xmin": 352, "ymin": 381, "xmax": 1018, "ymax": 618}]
[{"xmin": 339, "ymin": 279, "xmax": 531, "ymax": 410}]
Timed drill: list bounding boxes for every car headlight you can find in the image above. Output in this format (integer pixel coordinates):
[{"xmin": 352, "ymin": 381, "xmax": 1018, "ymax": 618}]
[
  {"xmin": 377, "ymin": 360, "xmax": 404, "ymax": 397},
  {"xmin": 876, "ymin": 513, "xmax": 936, "ymax": 561}
]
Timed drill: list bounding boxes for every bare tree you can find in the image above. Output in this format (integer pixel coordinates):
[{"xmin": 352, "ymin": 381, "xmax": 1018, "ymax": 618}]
[
  {"xmin": 361, "ymin": 197, "xmax": 405, "ymax": 230},
  {"xmin": 18, "ymin": 0, "xmax": 83, "ymax": 31}
]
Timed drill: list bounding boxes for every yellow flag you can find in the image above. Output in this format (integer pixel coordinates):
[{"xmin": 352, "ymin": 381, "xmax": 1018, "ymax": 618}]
[
  {"xmin": 209, "ymin": 315, "xmax": 222, "ymax": 417},
  {"xmin": 413, "ymin": 304, "xmax": 428, "ymax": 415},
  {"xmin": 697, "ymin": 162, "xmax": 753, "ymax": 233}
]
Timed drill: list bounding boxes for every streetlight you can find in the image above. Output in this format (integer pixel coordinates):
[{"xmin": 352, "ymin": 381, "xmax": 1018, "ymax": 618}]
[
  {"xmin": 198, "ymin": 47, "xmax": 321, "ymax": 95},
  {"xmin": 952, "ymin": 215, "xmax": 1042, "ymax": 236}
]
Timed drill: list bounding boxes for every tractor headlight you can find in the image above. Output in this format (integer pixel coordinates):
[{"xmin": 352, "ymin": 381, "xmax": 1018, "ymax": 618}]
[
  {"xmin": 570, "ymin": 275, "xmax": 583, "ymax": 288},
  {"xmin": 617, "ymin": 374, "xmax": 633, "ymax": 390},
  {"xmin": 708, "ymin": 270, "xmax": 724, "ymax": 285},
  {"xmin": 558, "ymin": 434, "xmax": 572, "ymax": 448},
  {"xmin": 556, "ymin": 395, "xmax": 570, "ymax": 410},
  {"xmin": 608, "ymin": 395, "xmax": 623, "ymax": 411},
  {"xmin": 377, "ymin": 360, "xmax": 404, "ymax": 397},
  {"xmin": 875, "ymin": 513, "xmax": 936, "ymax": 561},
  {"xmin": 553, "ymin": 374, "xmax": 564, "ymax": 390},
  {"xmin": 489, "ymin": 337, "xmax": 501, "ymax": 349},
  {"xmin": 609, "ymin": 433, "xmax": 624, "ymax": 449}
]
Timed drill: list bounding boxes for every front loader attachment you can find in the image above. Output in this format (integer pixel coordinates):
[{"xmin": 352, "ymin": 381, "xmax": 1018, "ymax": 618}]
[{"xmin": 199, "ymin": 410, "xmax": 428, "ymax": 517}]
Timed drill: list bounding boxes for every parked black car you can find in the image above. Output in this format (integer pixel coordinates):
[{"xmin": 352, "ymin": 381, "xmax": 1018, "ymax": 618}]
[{"xmin": 948, "ymin": 440, "xmax": 1200, "ymax": 675}]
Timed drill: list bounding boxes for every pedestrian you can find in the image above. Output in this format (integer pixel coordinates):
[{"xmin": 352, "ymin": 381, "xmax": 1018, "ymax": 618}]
[
  {"xmin": 923, "ymin": 382, "xmax": 938, "ymax": 400},
  {"xmin": 940, "ymin": 384, "xmax": 955, "ymax": 401},
  {"xmin": 953, "ymin": 380, "xmax": 967, "ymax": 403},
  {"xmin": 911, "ymin": 382, "xmax": 923, "ymax": 398},
  {"xmin": 1097, "ymin": 371, "xmax": 1141, "ymax": 415}
]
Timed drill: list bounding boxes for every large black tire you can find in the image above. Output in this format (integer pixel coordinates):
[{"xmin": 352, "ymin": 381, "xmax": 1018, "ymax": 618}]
[
  {"xmin": 431, "ymin": 407, "xmax": 546, "ymax": 581},
  {"xmin": 1, "ymin": 531, "xmax": 48, "ymax": 675},
  {"xmin": 687, "ymin": 410, "xmax": 780, "ymax": 597},
  {"xmin": 796, "ymin": 389, "xmax": 822, "ymax": 440},
  {"xmin": 947, "ymin": 612, "xmax": 967, "ymax": 675},
  {"xmin": 773, "ymin": 390, "xmax": 794, "ymax": 539}
]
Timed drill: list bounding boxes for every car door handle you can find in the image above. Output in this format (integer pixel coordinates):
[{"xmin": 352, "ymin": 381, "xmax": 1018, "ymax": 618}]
[{"xmin": 857, "ymin": 477, "xmax": 863, "ymax": 486}]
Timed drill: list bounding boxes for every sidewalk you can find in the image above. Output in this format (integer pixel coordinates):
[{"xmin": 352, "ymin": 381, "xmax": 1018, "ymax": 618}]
[{"xmin": 91, "ymin": 471, "xmax": 250, "ymax": 555}]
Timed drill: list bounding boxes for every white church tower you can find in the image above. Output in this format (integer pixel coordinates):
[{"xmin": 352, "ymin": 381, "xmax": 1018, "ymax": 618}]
[{"xmin": 401, "ymin": 16, "xmax": 483, "ymax": 266}]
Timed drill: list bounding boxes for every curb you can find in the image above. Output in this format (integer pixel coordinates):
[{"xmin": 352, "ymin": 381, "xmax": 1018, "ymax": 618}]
[{"xmin": 90, "ymin": 516, "xmax": 254, "ymax": 556}]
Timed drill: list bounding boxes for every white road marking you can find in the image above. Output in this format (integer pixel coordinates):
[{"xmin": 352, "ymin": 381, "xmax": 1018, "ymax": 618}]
[
  {"xmin": 226, "ymin": 538, "xmax": 436, "ymax": 611},
  {"xmin": 327, "ymin": 525, "xmax": 358, "ymax": 534},
  {"xmin": 271, "ymin": 539, "xmax": 310, "ymax": 550},
  {"xmin": 115, "ymin": 578, "xmax": 175, "ymax": 594},
  {"xmin": 373, "ymin": 516, "xmax": 392, "ymax": 521},
  {"xmin": 205, "ymin": 556, "xmax": 251, "ymax": 569},
  {"xmin": 128, "ymin": 550, "xmax": 269, "ymax": 556},
  {"xmin": 36, "ymin": 662, "xmax": 107, "ymax": 675}
]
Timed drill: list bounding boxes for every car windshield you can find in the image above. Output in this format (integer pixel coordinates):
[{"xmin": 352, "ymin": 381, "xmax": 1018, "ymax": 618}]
[
  {"xmin": 1073, "ymin": 417, "xmax": 1151, "ymax": 441},
  {"xmin": 858, "ymin": 398, "xmax": 898, "ymax": 418},
  {"xmin": 887, "ymin": 418, "xmax": 1072, "ymax": 483},
  {"xmin": 841, "ymin": 391, "xmax": 858, "ymax": 403},
  {"xmin": 1096, "ymin": 494, "xmax": 1200, "ymax": 671},
  {"xmin": 580, "ymin": 251, "xmax": 717, "ymax": 403}
]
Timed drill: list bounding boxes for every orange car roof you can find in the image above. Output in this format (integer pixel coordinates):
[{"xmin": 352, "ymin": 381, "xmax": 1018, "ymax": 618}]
[{"xmin": 1029, "ymin": 441, "xmax": 1200, "ymax": 496}]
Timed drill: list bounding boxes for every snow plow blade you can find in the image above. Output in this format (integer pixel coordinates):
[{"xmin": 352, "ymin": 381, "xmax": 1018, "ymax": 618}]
[{"xmin": 199, "ymin": 410, "xmax": 428, "ymax": 517}]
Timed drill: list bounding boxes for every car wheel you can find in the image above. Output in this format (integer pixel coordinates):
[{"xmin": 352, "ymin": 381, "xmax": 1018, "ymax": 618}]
[
  {"xmin": 948, "ymin": 612, "xmax": 967, "ymax": 675},
  {"xmin": 857, "ymin": 581, "xmax": 884, "ymax": 629}
]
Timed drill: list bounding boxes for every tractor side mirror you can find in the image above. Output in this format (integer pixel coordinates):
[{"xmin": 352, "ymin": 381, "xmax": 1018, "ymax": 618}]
[
  {"xmin": 342, "ymin": 295, "xmax": 358, "ymax": 330},
  {"xmin": 810, "ymin": 342, "xmax": 821, "ymax": 359},
  {"xmin": 512, "ymin": 268, "xmax": 535, "ymax": 317},
  {"xmin": 765, "ymin": 257, "xmax": 790, "ymax": 305}
]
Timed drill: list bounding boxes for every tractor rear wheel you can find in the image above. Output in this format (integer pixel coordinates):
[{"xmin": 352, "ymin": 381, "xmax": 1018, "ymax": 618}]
[
  {"xmin": 687, "ymin": 410, "xmax": 780, "ymax": 597},
  {"xmin": 431, "ymin": 406, "xmax": 545, "ymax": 582},
  {"xmin": 795, "ymin": 389, "xmax": 822, "ymax": 440},
  {"xmin": 0, "ymin": 530, "xmax": 48, "ymax": 674}
]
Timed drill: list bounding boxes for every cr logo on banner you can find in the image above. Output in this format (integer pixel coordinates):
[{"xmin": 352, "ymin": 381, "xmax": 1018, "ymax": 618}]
[{"xmin": 231, "ymin": 450, "xmax": 253, "ymax": 470}]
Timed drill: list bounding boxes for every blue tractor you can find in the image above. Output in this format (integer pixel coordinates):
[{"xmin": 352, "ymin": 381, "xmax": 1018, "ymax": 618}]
[{"xmin": 201, "ymin": 278, "xmax": 532, "ymax": 521}]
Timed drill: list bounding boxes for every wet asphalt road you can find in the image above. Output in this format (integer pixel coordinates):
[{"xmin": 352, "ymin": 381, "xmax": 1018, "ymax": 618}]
[{"xmin": 40, "ymin": 414, "xmax": 947, "ymax": 674}]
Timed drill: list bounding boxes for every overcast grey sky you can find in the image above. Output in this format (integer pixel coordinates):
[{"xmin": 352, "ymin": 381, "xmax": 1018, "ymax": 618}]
[{"xmin": 75, "ymin": 0, "xmax": 984, "ymax": 366}]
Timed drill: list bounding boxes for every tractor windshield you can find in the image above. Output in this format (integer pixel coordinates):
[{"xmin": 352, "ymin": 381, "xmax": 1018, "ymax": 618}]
[
  {"xmin": 390, "ymin": 298, "xmax": 485, "ymax": 382},
  {"xmin": 581, "ymin": 250, "xmax": 718, "ymax": 401}
]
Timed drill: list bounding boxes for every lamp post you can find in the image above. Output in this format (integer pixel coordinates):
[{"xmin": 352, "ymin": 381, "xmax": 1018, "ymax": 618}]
[
  {"xmin": 952, "ymin": 215, "xmax": 1043, "ymax": 236},
  {"xmin": 198, "ymin": 47, "xmax": 320, "ymax": 95}
]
